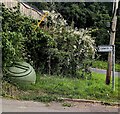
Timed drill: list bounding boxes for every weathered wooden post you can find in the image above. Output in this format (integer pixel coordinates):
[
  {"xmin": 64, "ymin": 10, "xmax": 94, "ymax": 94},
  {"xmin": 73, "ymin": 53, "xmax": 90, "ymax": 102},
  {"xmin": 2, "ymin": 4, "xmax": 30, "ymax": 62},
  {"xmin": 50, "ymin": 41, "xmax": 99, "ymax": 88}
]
[{"xmin": 106, "ymin": 0, "xmax": 119, "ymax": 85}]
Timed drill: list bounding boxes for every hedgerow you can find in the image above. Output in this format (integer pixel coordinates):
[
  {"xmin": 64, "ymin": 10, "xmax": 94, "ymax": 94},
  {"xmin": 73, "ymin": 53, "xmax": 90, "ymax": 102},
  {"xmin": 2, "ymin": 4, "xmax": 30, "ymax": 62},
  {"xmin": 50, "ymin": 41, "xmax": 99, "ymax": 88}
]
[{"xmin": 2, "ymin": 4, "xmax": 95, "ymax": 77}]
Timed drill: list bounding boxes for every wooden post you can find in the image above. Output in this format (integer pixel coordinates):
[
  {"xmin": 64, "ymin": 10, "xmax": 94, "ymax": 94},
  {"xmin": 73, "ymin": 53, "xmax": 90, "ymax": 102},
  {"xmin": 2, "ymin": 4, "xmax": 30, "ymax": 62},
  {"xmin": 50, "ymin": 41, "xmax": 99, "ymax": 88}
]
[
  {"xmin": 48, "ymin": 55, "xmax": 51, "ymax": 75},
  {"xmin": 106, "ymin": 0, "xmax": 119, "ymax": 85}
]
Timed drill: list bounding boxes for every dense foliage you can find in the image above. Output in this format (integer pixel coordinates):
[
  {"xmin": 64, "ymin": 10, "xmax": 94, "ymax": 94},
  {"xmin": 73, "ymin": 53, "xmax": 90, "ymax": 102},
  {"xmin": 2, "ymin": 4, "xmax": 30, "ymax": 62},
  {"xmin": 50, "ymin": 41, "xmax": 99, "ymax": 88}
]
[
  {"xmin": 2, "ymin": 4, "xmax": 24, "ymax": 69},
  {"xmin": 29, "ymin": 2, "xmax": 120, "ymax": 62},
  {"xmin": 2, "ymin": 4, "xmax": 95, "ymax": 77},
  {"xmin": 2, "ymin": 32, "xmax": 23, "ymax": 68}
]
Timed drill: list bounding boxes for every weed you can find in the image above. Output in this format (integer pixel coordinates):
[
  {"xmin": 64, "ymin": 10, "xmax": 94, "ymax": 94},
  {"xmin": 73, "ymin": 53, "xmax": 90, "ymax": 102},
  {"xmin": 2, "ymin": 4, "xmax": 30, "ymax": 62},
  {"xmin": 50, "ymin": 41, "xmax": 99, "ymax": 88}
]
[{"xmin": 62, "ymin": 102, "xmax": 72, "ymax": 107}]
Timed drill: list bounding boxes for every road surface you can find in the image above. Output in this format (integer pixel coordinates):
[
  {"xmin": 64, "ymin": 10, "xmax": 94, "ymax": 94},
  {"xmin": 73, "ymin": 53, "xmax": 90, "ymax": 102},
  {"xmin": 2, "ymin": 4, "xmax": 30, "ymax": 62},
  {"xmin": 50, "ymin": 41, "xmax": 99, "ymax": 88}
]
[
  {"xmin": 90, "ymin": 68, "xmax": 120, "ymax": 76},
  {"xmin": 1, "ymin": 98, "xmax": 119, "ymax": 112}
]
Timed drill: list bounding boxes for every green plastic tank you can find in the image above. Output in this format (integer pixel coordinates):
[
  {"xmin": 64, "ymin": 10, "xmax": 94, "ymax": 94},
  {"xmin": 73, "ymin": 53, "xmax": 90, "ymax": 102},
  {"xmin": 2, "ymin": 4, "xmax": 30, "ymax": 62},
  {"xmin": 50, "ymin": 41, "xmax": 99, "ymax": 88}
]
[{"xmin": 6, "ymin": 62, "xmax": 36, "ymax": 84}]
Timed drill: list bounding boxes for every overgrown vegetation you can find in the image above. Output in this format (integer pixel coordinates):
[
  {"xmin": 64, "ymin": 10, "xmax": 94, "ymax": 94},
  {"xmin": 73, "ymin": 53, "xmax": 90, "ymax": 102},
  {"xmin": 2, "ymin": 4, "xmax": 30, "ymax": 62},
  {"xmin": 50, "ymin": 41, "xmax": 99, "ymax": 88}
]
[
  {"xmin": 29, "ymin": 2, "xmax": 120, "ymax": 62},
  {"xmin": 2, "ymin": 32, "xmax": 23, "ymax": 68},
  {"xmin": 2, "ymin": 72, "xmax": 119, "ymax": 103},
  {"xmin": 1, "ymin": 3, "xmax": 119, "ymax": 104},
  {"xmin": 2, "ymin": 4, "xmax": 95, "ymax": 77}
]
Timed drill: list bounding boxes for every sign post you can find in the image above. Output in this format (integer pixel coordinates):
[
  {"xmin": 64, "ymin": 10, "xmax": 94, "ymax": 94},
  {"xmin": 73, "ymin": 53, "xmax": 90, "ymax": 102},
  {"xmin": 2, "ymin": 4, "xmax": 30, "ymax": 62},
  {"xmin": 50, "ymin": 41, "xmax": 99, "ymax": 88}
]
[
  {"xmin": 106, "ymin": 0, "xmax": 119, "ymax": 85},
  {"xmin": 97, "ymin": 45, "xmax": 115, "ymax": 91},
  {"xmin": 112, "ymin": 45, "xmax": 115, "ymax": 91},
  {"xmin": 98, "ymin": 45, "xmax": 113, "ymax": 52}
]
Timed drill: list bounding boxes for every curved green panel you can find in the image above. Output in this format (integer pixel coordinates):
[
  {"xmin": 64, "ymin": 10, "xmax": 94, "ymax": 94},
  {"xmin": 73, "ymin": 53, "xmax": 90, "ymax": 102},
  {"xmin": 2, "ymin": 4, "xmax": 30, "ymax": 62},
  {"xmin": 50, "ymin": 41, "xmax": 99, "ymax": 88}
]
[{"xmin": 6, "ymin": 62, "xmax": 36, "ymax": 84}]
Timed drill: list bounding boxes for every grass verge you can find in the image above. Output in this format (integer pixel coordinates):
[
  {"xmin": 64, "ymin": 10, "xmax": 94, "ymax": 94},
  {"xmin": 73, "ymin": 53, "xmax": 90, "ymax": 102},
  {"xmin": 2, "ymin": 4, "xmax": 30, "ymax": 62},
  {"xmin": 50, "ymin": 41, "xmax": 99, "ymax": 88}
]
[
  {"xmin": 2, "ymin": 72, "xmax": 119, "ymax": 104},
  {"xmin": 92, "ymin": 60, "xmax": 120, "ymax": 72}
]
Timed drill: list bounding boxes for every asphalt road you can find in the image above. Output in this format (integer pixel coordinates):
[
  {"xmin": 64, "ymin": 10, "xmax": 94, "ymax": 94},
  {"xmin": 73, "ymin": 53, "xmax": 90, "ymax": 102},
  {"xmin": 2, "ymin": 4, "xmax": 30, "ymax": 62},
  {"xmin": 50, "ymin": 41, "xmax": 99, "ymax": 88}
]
[
  {"xmin": 1, "ymin": 98, "xmax": 119, "ymax": 112},
  {"xmin": 90, "ymin": 68, "xmax": 120, "ymax": 76}
]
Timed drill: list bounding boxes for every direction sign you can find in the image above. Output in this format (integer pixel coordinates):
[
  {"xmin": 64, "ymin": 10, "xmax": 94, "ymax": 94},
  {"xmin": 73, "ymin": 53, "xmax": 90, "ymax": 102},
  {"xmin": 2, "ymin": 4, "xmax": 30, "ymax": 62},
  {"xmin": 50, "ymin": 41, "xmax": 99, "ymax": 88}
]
[{"xmin": 98, "ymin": 45, "xmax": 113, "ymax": 52}]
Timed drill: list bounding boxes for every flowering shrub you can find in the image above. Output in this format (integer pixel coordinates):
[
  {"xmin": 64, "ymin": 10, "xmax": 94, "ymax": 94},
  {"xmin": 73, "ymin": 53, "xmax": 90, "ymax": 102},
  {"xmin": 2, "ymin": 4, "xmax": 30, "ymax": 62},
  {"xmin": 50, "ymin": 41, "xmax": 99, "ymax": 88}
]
[
  {"xmin": 2, "ymin": 5, "xmax": 96, "ymax": 77},
  {"xmin": 44, "ymin": 11, "xmax": 96, "ymax": 76}
]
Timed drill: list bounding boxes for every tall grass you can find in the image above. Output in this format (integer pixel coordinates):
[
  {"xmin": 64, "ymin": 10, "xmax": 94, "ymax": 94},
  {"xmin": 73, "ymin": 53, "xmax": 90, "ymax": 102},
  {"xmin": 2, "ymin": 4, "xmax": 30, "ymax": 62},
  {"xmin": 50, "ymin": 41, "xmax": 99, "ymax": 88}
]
[{"xmin": 14, "ymin": 72, "xmax": 119, "ymax": 103}]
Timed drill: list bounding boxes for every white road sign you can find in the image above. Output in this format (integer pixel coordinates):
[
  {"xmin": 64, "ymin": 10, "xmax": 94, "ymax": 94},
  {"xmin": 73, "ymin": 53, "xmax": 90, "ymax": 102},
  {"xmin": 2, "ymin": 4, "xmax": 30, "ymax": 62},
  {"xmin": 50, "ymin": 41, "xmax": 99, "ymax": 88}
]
[{"xmin": 98, "ymin": 45, "xmax": 113, "ymax": 52}]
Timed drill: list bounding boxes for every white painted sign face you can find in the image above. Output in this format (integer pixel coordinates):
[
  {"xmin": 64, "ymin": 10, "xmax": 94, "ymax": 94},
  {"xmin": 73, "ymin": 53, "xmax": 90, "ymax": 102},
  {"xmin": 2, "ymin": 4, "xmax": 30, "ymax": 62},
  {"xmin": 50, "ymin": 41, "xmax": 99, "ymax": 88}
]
[{"xmin": 98, "ymin": 45, "xmax": 113, "ymax": 52}]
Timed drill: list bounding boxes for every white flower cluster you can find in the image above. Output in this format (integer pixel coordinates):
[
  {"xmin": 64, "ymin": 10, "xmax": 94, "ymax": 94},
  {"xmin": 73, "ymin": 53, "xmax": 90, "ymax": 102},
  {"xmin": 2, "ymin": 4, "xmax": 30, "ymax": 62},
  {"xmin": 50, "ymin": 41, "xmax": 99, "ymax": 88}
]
[
  {"xmin": 49, "ymin": 10, "xmax": 96, "ymax": 59},
  {"xmin": 49, "ymin": 10, "xmax": 67, "ymax": 26},
  {"xmin": 68, "ymin": 28, "xmax": 95, "ymax": 58}
]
